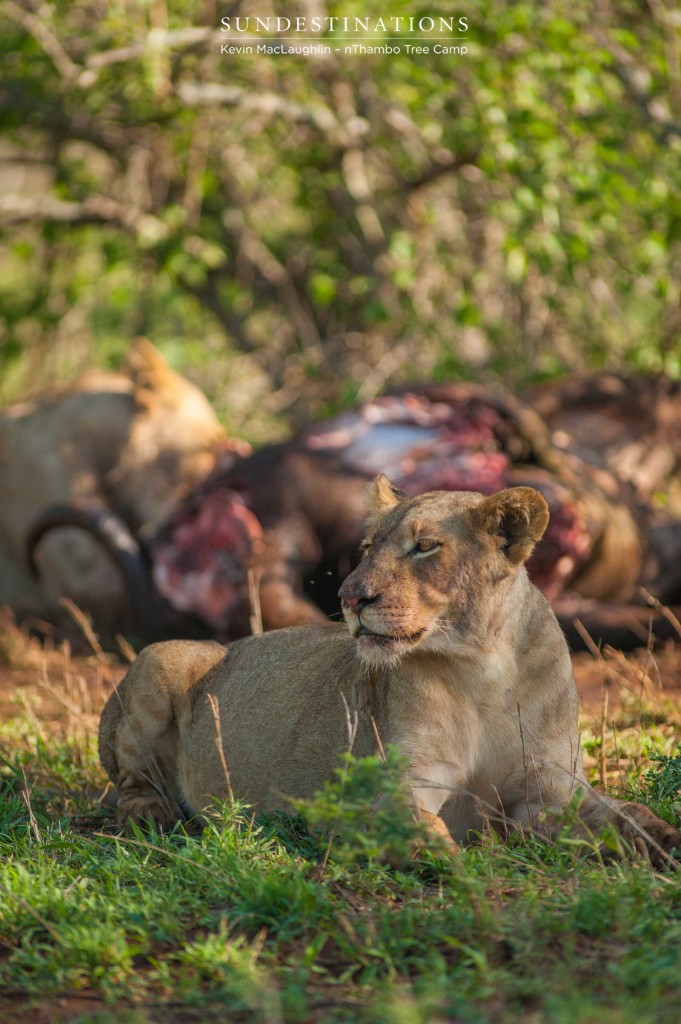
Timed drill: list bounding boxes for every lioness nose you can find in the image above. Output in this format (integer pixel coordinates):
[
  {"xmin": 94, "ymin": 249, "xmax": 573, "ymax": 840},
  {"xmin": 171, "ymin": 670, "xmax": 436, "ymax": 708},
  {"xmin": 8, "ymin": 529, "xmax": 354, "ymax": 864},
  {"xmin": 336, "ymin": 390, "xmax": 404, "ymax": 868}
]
[{"xmin": 338, "ymin": 581, "xmax": 379, "ymax": 612}]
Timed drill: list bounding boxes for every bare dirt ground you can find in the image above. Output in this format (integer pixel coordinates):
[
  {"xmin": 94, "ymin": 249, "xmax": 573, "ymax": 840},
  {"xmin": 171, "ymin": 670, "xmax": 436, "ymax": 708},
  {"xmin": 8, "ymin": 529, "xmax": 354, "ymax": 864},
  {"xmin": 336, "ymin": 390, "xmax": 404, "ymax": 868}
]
[
  {"xmin": 0, "ymin": 612, "xmax": 680, "ymax": 738},
  {"xmin": 2, "ymin": 644, "xmax": 679, "ymax": 725},
  {"xmin": 0, "ymin": 615, "xmax": 126, "ymax": 751},
  {"xmin": 572, "ymin": 643, "xmax": 681, "ymax": 717}
]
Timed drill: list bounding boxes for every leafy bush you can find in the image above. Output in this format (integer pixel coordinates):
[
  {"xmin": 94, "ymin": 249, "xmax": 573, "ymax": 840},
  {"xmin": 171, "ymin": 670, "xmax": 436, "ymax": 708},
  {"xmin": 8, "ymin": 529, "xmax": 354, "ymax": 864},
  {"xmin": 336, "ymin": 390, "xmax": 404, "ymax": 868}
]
[
  {"xmin": 1, "ymin": 0, "xmax": 679, "ymax": 425},
  {"xmin": 291, "ymin": 746, "xmax": 436, "ymax": 867}
]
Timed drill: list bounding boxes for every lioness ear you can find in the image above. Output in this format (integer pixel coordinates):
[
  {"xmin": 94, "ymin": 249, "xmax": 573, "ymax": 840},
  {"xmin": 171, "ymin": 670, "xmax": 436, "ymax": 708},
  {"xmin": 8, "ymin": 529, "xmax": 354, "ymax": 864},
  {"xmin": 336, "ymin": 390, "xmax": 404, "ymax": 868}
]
[
  {"xmin": 473, "ymin": 487, "xmax": 549, "ymax": 565},
  {"xmin": 367, "ymin": 475, "xmax": 407, "ymax": 517},
  {"xmin": 126, "ymin": 339, "xmax": 182, "ymax": 408}
]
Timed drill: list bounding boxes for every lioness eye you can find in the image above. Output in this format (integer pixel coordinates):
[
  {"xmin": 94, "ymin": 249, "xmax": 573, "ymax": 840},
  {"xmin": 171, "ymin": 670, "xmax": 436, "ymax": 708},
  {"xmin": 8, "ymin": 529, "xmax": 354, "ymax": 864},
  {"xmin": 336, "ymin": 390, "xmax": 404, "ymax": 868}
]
[
  {"xmin": 361, "ymin": 543, "xmax": 373, "ymax": 558},
  {"xmin": 412, "ymin": 539, "xmax": 440, "ymax": 555}
]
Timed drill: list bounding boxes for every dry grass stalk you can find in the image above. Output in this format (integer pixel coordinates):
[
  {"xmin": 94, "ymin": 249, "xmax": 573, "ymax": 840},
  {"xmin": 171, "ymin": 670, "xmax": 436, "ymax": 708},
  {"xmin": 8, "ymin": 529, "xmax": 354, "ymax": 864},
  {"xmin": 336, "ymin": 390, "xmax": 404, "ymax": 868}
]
[
  {"xmin": 58, "ymin": 597, "xmax": 116, "ymax": 684},
  {"xmin": 599, "ymin": 684, "xmax": 609, "ymax": 790},
  {"xmin": 116, "ymin": 634, "xmax": 137, "ymax": 663},
  {"xmin": 247, "ymin": 568, "xmax": 264, "ymax": 636},
  {"xmin": 206, "ymin": 692, "xmax": 235, "ymax": 812},
  {"xmin": 639, "ymin": 587, "xmax": 681, "ymax": 640}
]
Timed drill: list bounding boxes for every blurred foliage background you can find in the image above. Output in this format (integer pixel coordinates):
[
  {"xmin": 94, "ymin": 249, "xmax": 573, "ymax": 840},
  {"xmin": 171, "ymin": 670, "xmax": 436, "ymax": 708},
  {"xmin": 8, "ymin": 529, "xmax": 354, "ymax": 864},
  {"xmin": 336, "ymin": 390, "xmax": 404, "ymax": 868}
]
[{"xmin": 0, "ymin": 0, "xmax": 679, "ymax": 440}]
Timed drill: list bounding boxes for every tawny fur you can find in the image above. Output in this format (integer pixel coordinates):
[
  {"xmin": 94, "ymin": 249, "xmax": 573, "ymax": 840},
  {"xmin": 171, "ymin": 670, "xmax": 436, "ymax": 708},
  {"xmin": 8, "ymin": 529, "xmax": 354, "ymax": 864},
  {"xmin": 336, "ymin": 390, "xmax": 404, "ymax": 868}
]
[
  {"xmin": 0, "ymin": 340, "xmax": 226, "ymax": 631},
  {"xmin": 99, "ymin": 477, "xmax": 680, "ymax": 865}
]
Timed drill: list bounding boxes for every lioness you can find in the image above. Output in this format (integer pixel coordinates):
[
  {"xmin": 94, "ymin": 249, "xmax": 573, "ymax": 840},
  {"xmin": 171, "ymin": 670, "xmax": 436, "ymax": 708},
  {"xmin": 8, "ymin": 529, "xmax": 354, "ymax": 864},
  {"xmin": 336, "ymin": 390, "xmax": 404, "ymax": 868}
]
[
  {"xmin": 0, "ymin": 340, "xmax": 229, "ymax": 633},
  {"xmin": 99, "ymin": 477, "xmax": 680, "ymax": 863}
]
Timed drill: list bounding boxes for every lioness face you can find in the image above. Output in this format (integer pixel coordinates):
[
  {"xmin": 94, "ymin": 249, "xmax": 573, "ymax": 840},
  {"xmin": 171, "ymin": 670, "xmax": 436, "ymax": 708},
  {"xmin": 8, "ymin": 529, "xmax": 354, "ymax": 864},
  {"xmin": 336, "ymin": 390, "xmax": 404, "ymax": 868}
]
[{"xmin": 339, "ymin": 475, "xmax": 549, "ymax": 665}]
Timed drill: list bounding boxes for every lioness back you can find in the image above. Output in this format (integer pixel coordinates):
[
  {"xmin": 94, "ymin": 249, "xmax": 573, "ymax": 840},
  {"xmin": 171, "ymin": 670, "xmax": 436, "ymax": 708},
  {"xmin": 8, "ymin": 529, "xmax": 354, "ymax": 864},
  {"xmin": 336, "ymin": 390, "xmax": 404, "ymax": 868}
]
[{"xmin": 99, "ymin": 625, "xmax": 374, "ymax": 820}]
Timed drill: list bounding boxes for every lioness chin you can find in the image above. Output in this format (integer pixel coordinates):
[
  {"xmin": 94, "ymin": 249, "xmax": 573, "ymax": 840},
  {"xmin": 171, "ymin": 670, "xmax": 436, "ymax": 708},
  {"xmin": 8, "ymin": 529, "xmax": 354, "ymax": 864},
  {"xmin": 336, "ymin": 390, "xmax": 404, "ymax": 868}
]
[{"xmin": 99, "ymin": 475, "xmax": 680, "ymax": 866}]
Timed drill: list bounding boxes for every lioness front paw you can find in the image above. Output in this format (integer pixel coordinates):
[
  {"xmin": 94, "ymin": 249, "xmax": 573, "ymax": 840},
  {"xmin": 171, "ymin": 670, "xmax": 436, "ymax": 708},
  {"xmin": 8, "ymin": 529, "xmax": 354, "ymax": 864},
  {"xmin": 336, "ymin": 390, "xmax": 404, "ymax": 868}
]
[
  {"xmin": 117, "ymin": 794, "xmax": 178, "ymax": 832},
  {"xmin": 417, "ymin": 809, "xmax": 460, "ymax": 856},
  {"xmin": 617, "ymin": 802, "xmax": 680, "ymax": 869}
]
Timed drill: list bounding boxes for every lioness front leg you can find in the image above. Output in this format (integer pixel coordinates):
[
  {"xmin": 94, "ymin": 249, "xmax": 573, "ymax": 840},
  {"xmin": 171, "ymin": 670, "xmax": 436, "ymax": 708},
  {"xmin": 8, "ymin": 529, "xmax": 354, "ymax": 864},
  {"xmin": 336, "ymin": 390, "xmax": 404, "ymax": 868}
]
[
  {"xmin": 410, "ymin": 773, "xmax": 460, "ymax": 856},
  {"xmin": 371, "ymin": 779, "xmax": 459, "ymax": 860},
  {"xmin": 510, "ymin": 788, "xmax": 680, "ymax": 868},
  {"xmin": 580, "ymin": 793, "xmax": 680, "ymax": 868},
  {"xmin": 416, "ymin": 808, "xmax": 460, "ymax": 855}
]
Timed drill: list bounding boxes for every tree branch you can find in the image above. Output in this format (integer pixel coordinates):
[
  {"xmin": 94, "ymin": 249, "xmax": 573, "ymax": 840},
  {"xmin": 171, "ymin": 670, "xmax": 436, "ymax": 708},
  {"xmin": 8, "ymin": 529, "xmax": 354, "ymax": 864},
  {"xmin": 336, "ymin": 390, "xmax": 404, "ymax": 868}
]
[
  {"xmin": 176, "ymin": 81, "xmax": 339, "ymax": 135},
  {"xmin": 3, "ymin": 8, "xmax": 221, "ymax": 90},
  {"xmin": 5, "ymin": 1, "xmax": 79, "ymax": 81},
  {"xmin": 80, "ymin": 27, "xmax": 219, "ymax": 87},
  {"xmin": 402, "ymin": 153, "xmax": 479, "ymax": 193},
  {"xmin": 0, "ymin": 194, "xmax": 167, "ymax": 240}
]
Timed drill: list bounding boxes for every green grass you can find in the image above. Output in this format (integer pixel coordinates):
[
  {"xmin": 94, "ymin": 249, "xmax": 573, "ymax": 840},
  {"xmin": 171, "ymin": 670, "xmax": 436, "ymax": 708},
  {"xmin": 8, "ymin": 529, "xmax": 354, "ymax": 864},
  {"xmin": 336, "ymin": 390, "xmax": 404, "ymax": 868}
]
[{"xmin": 0, "ymin": 719, "xmax": 680, "ymax": 1024}]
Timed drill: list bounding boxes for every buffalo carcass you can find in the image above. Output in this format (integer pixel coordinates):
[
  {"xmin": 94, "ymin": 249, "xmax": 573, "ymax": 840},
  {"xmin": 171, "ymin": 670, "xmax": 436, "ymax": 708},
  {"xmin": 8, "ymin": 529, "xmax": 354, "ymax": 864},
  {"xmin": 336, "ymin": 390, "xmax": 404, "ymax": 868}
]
[
  {"xmin": 526, "ymin": 372, "xmax": 681, "ymax": 604},
  {"xmin": 1, "ymin": 340, "xmax": 244, "ymax": 637},
  {"xmin": 28, "ymin": 380, "xmax": 678, "ymax": 649}
]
